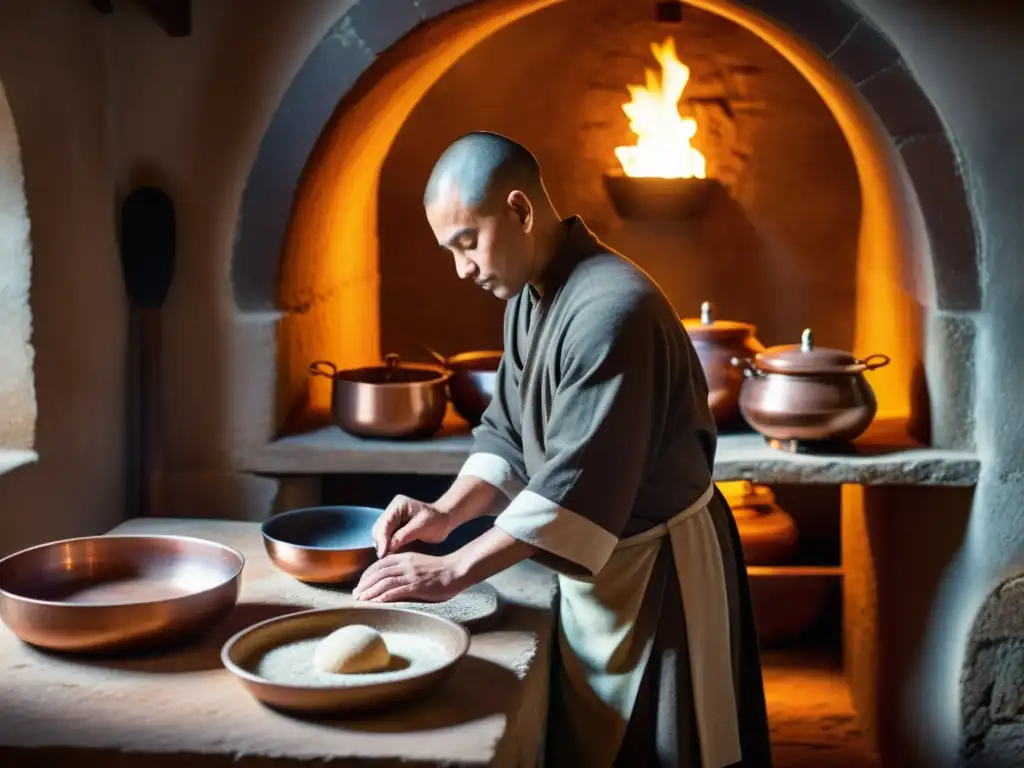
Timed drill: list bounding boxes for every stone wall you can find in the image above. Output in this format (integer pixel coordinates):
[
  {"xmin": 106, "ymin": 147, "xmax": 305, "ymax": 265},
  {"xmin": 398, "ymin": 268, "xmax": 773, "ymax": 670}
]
[
  {"xmin": 0, "ymin": 77, "xmax": 36, "ymax": 453},
  {"xmin": 960, "ymin": 575, "xmax": 1024, "ymax": 768}
]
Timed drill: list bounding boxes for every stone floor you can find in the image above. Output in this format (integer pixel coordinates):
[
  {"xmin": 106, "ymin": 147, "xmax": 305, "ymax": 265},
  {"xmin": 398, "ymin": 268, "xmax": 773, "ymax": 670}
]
[{"xmin": 764, "ymin": 650, "xmax": 879, "ymax": 768}]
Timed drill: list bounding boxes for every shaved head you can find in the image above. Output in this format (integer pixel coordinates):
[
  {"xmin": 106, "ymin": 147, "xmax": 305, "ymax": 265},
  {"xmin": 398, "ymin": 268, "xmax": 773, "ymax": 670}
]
[
  {"xmin": 423, "ymin": 131, "xmax": 542, "ymax": 208},
  {"xmin": 423, "ymin": 132, "xmax": 562, "ymax": 301}
]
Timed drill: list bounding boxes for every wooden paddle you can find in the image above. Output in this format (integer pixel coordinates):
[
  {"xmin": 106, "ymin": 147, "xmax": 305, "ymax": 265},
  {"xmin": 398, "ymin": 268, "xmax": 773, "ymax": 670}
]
[{"xmin": 119, "ymin": 186, "xmax": 176, "ymax": 518}]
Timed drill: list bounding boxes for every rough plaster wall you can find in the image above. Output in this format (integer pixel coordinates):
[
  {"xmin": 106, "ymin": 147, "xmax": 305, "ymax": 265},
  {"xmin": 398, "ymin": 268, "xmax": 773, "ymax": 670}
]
[
  {"xmin": 849, "ymin": 1, "xmax": 1023, "ymax": 766},
  {"xmin": 0, "ymin": 78, "xmax": 36, "ymax": 452},
  {"xmin": 107, "ymin": 0, "xmax": 357, "ymax": 515},
  {"xmin": 0, "ymin": 0, "xmax": 124, "ymax": 556},
  {"xmin": 379, "ymin": 0, "xmax": 860, "ymax": 358}
]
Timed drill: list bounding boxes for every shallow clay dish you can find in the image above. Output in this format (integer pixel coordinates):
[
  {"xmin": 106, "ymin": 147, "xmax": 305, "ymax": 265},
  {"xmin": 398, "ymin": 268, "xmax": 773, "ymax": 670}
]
[
  {"xmin": 0, "ymin": 534, "xmax": 244, "ymax": 653},
  {"xmin": 221, "ymin": 605, "xmax": 470, "ymax": 714}
]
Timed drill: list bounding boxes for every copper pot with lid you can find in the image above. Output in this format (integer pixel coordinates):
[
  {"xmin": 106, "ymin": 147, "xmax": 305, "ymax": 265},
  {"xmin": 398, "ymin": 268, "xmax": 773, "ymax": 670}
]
[
  {"xmin": 309, "ymin": 353, "xmax": 450, "ymax": 439},
  {"xmin": 730, "ymin": 328, "xmax": 891, "ymax": 447},
  {"xmin": 682, "ymin": 301, "xmax": 765, "ymax": 426}
]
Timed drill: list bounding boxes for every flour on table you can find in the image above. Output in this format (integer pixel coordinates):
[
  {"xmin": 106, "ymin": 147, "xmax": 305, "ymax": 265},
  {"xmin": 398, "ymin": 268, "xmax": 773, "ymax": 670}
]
[{"xmin": 253, "ymin": 633, "xmax": 450, "ymax": 688}]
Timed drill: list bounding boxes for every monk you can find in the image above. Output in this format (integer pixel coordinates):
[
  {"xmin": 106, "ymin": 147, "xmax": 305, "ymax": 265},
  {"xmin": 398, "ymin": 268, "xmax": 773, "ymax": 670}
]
[{"xmin": 354, "ymin": 131, "xmax": 772, "ymax": 767}]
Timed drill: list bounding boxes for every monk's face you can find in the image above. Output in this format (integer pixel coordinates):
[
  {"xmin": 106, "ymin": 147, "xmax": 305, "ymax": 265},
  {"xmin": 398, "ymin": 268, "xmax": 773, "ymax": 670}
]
[{"xmin": 426, "ymin": 185, "xmax": 536, "ymax": 300}]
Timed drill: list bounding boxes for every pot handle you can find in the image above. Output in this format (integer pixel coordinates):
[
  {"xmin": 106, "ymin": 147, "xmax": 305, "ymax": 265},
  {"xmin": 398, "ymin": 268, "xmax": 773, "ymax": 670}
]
[
  {"xmin": 861, "ymin": 354, "xmax": 891, "ymax": 371},
  {"xmin": 309, "ymin": 360, "xmax": 337, "ymax": 378},
  {"xmin": 730, "ymin": 356, "xmax": 764, "ymax": 379}
]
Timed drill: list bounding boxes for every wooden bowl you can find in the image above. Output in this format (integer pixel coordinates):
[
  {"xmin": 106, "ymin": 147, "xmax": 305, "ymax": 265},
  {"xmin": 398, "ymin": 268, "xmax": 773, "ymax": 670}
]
[
  {"xmin": 221, "ymin": 606, "xmax": 470, "ymax": 714},
  {"xmin": 0, "ymin": 534, "xmax": 243, "ymax": 653}
]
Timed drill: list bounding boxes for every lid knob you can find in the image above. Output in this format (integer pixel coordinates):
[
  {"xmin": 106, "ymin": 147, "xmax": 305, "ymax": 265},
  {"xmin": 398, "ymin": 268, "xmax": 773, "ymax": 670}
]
[
  {"xmin": 384, "ymin": 353, "xmax": 400, "ymax": 367},
  {"xmin": 700, "ymin": 301, "xmax": 715, "ymax": 325},
  {"xmin": 800, "ymin": 328, "xmax": 814, "ymax": 352}
]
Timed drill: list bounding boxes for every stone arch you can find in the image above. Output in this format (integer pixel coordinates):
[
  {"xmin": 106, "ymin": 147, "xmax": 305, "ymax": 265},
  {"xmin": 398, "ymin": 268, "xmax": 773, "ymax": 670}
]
[
  {"xmin": 0, "ymin": 75, "xmax": 37, "ymax": 458},
  {"xmin": 232, "ymin": 0, "xmax": 980, "ymax": 314},
  {"xmin": 231, "ymin": 0, "xmax": 981, "ymax": 435}
]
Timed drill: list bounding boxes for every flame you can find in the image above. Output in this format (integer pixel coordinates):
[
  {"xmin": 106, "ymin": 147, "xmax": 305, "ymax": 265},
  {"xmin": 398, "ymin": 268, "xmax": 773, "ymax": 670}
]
[{"xmin": 614, "ymin": 37, "xmax": 707, "ymax": 179}]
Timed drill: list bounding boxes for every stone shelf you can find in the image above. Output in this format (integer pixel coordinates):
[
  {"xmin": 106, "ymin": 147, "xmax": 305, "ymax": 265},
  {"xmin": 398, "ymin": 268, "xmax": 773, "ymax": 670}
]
[{"xmin": 236, "ymin": 416, "xmax": 979, "ymax": 487}]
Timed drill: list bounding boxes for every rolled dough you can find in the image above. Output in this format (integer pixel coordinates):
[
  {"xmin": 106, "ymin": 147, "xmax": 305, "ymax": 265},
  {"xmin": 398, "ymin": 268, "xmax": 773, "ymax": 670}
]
[{"xmin": 312, "ymin": 624, "xmax": 391, "ymax": 674}]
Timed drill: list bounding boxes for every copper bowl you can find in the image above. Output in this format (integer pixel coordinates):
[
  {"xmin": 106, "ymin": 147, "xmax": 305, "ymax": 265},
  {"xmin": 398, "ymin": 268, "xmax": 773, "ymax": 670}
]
[
  {"xmin": 0, "ymin": 534, "xmax": 244, "ymax": 653},
  {"xmin": 309, "ymin": 353, "xmax": 450, "ymax": 439},
  {"xmin": 438, "ymin": 350, "xmax": 502, "ymax": 426},
  {"xmin": 262, "ymin": 506, "xmax": 382, "ymax": 584},
  {"xmin": 221, "ymin": 605, "xmax": 470, "ymax": 714}
]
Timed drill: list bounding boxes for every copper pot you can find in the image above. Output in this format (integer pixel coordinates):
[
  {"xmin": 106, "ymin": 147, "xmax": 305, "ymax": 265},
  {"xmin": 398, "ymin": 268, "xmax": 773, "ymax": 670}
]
[
  {"xmin": 421, "ymin": 346, "xmax": 502, "ymax": 427},
  {"xmin": 309, "ymin": 353, "xmax": 450, "ymax": 439},
  {"xmin": 731, "ymin": 328, "xmax": 891, "ymax": 445},
  {"xmin": 682, "ymin": 301, "xmax": 764, "ymax": 425}
]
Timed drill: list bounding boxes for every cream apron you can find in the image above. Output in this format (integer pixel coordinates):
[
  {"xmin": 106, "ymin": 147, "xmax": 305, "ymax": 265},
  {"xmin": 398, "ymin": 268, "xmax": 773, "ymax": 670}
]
[{"xmin": 552, "ymin": 483, "xmax": 743, "ymax": 767}]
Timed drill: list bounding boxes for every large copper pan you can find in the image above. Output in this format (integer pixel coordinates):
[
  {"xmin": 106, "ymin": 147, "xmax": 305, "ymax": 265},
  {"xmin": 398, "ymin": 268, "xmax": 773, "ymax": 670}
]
[
  {"xmin": 310, "ymin": 353, "xmax": 450, "ymax": 439},
  {"xmin": 0, "ymin": 534, "xmax": 244, "ymax": 653}
]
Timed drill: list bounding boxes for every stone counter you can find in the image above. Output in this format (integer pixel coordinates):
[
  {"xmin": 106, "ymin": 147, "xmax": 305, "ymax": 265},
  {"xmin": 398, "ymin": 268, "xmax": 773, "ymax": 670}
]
[{"xmin": 0, "ymin": 518, "xmax": 558, "ymax": 767}]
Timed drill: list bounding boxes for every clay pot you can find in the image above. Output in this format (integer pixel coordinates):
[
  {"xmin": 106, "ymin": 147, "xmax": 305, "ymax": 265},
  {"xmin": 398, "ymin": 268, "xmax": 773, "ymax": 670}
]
[
  {"xmin": 681, "ymin": 302, "xmax": 764, "ymax": 426},
  {"xmin": 731, "ymin": 328, "xmax": 890, "ymax": 446},
  {"xmin": 747, "ymin": 572, "xmax": 833, "ymax": 648},
  {"xmin": 721, "ymin": 481, "xmax": 798, "ymax": 566}
]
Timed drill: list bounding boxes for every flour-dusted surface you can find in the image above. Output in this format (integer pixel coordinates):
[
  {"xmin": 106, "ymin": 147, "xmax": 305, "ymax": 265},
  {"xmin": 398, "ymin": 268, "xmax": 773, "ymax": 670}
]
[
  {"xmin": 246, "ymin": 575, "xmax": 503, "ymax": 629},
  {"xmin": 0, "ymin": 518, "xmax": 558, "ymax": 767}
]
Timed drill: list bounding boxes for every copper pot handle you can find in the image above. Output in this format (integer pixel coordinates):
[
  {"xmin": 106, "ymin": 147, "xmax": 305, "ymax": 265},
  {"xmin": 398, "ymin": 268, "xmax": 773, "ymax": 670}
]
[
  {"xmin": 309, "ymin": 360, "xmax": 337, "ymax": 378},
  {"xmin": 730, "ymin": 356, "xmax": 764, "ymax": 379},
  {"xmin": 860, "ymin": 354, "xmax": 891, "ymax": 371}
]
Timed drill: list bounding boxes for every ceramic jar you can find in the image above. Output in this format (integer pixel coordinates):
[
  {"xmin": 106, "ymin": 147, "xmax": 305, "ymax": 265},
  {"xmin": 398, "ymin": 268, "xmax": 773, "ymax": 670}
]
[{"xmin": 682, "ymin": 302, "xmax": 765, "ymax": 427}]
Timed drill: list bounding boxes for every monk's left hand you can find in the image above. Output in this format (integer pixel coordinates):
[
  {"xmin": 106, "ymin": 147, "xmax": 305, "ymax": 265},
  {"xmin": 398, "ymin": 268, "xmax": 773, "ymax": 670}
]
[{"xmin": 352, "ymin": 552, "xmax": 466, "ymax": 603}]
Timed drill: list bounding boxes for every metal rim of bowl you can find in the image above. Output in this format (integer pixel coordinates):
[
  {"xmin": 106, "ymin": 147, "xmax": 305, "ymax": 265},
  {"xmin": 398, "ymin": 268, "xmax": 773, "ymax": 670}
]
[
  {"xmin": 260, "ymin": 506, "xmax": 383, "ymax": 553},
  {"xmin": 0, "ymin": 534, "xmax": 246, "ymax": 609},
  {"xmin": 219, "ymin": 604, "xmax": 472, "ymax": 692}
]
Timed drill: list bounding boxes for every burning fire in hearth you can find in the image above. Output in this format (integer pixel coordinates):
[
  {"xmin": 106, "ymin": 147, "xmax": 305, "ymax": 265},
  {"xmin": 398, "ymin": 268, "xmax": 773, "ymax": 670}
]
[{"xmin": 614, "ymin": 37, "xmax": 707, "ymax": 179}]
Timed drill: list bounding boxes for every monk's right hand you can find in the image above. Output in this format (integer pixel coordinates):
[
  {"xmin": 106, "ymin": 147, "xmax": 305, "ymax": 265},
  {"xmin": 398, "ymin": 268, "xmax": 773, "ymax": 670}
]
[{"xmin": 372, "ymin": 495, "xmax": 454, "ymax": 558}]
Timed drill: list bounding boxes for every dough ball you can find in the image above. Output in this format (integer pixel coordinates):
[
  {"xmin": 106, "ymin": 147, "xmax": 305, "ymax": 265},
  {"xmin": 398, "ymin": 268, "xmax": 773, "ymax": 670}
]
[{"xmin": 313, "ymin": 624, "xmax": 391, "ymax": 674}]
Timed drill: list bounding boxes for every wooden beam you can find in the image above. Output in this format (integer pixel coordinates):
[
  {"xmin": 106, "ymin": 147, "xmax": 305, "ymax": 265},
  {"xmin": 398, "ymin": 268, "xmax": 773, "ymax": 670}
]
[{"xmin": 137, "ymin": 0, "xmax": 192, "ymax": 38}]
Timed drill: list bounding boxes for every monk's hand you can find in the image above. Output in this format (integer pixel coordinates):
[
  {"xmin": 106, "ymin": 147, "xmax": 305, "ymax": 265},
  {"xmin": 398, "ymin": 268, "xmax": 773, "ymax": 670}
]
[
  {"xmin": 371, "ymin": 495, "xmax": 454, "ymax": 558},
  {"xmin": 352, "ymin": 552, "xmax": 465, "ymax": 603}
]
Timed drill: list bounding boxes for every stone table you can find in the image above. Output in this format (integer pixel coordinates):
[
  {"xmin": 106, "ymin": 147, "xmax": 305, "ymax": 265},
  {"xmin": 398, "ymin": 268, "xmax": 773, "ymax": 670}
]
[{"xmin": 0, "ymin": 518, "xmax": 558, "ymax": 767}]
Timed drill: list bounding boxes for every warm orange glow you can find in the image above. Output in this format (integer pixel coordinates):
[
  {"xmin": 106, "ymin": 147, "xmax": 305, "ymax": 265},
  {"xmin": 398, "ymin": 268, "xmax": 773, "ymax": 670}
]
[{"xmin": 614, "ymin": 37, "xmax": 707, "ymax": 179}]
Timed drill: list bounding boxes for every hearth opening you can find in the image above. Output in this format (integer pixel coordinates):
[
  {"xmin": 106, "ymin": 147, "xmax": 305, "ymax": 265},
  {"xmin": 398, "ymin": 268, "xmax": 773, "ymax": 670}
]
[{"xmin": 274, "ymin": 0, "xmax": 923, "ymax": 444}]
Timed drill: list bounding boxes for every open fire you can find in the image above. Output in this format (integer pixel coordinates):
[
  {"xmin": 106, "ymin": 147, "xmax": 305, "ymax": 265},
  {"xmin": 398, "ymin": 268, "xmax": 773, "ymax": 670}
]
[{"xmin": 614, "ymin": 36, "xmax": 707, "ymax": 180}]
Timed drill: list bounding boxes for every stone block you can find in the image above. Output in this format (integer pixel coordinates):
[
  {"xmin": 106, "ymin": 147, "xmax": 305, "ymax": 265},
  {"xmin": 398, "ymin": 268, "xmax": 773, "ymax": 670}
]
[
  {"xmin": 233, "ymin": 17, "xmax": 375, "ymax": 311},
  {"xmin": 901, "ymin": 134, "xmax": 981, "ymax": 311},
  {"xmin": 828, "ymin": 20, "xmax": 900, "ymax": 84},
  {"xmin": 413, "ymin": 0, "xmax": 475, "ymax": 22},
  {"xmin": 925, "ymin": 310, "xmax": 978, "ymax": 450},
  {"xmin": 857, "ymin": 61, "xmax": 945, "ymax": 142},
  {"xmin": 737, "ymin": 0, "xmax": 860, "ymax": 56},
  {"xmin": 347, "ymin": 0, "xmax": 422, "ymax": 54}
]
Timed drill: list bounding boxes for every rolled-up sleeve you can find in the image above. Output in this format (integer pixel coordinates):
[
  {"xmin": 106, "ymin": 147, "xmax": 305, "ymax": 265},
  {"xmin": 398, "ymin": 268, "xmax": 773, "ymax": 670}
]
[
  {"xmin": 457, "ymin": 353, "xmax": 529, "ymax": 500},
  {"xmin": 494, "ymin": 303, "xmax": 658, "ymax": 577}
]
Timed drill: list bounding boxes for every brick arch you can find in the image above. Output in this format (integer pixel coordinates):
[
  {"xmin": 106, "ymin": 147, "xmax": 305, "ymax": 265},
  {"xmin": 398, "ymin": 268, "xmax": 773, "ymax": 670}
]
[
  {"xmin": 0, "ymin": 75, "xmax": 37, "ymax": 458},
  {"xmin": 232, "ymin": 0, "xmax": 980, "ymax": 314}
]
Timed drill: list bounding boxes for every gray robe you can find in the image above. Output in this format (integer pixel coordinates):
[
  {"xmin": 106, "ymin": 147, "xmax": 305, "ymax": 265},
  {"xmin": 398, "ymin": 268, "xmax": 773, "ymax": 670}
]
[{"xmin": 457, "ymin": 217, "xmax": 771, "ymax": 766}]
